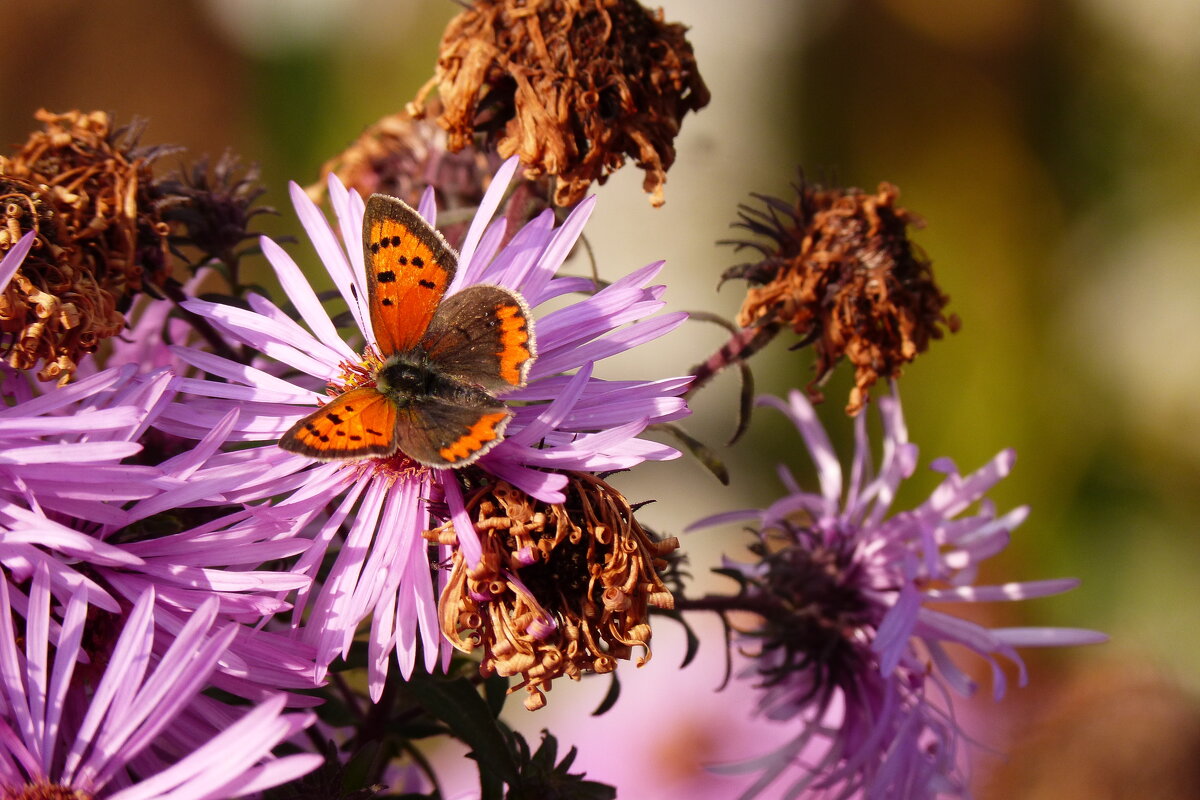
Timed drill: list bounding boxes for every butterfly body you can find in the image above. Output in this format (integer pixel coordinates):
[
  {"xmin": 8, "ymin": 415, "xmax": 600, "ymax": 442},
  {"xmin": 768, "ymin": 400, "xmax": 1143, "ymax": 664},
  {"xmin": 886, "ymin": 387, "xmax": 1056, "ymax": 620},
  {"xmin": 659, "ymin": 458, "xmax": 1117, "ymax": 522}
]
[
  {"xmin": 374, "ymin": 353, "xmax": 498, "ymax": 410},
  {"xmin": 278, "ymin": 194, "xmax": 535, "ymax": 468}
]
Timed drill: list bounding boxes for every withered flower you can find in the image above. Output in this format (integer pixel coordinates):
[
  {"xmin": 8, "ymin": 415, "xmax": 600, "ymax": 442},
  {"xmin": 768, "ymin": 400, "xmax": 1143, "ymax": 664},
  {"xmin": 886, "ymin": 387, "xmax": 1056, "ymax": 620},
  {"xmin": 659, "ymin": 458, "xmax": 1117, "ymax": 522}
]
[
  {"xmin": 154, "ymin": 150, "xmax": 274, "ymax": 281},
  {"xmin": 720, "ymin": 178, "xmax": 959, "ymax": 415},
  {"xmin": 413, "ymin": 0, "xmax": 710, "ymax": 207},
  {"xmin": 429, "ymin": 474, "xmax": 678, "ymax": 711},
  {"xmin": 313, "ymin": 104, "xmax": 498, "ymax": 209},
  {"xmin": 0, "ymin": 109, "xmax": 173, "ymax": 383},
  {"xmin": 310, "ymin": 104, "xmax": 549, "ymax": 246}
]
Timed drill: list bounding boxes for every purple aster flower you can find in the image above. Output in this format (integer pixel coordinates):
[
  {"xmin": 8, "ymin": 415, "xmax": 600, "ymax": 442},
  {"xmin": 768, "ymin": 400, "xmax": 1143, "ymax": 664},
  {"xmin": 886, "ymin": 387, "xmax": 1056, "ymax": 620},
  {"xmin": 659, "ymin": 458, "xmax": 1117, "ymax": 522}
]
[
  {"xmin": 78, "ymin": 268, "xmax": 213, "ymax": 379},
  {"xmin": 0, "ymin": 356, "xmax": 319, "ymax": 703},
  {"xmin": 0, "ymin": 565, "xmax": 320, "ymax": 798},
  {"xmin": 156, "ymin": 157, "xmax": 690, "ymax": 696},
  {"xmin": 690, "ymin": 388, "xmax": 1106, "ymax": 798},
  {"xmin": 0, "ymin": 364, "xmax": 165, "ymax": 524}
]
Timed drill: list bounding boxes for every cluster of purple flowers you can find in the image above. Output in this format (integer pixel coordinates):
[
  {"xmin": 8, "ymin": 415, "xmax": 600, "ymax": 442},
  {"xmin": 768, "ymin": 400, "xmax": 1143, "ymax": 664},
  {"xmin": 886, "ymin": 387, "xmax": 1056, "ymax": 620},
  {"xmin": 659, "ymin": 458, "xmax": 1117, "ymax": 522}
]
[
  {"xmin": 0, "ymin": 154, "xmax": 1102, "ymax": 799},
  {"xmin": 0, "ymin": 159, "xmax": 690, "ymax": 797}
]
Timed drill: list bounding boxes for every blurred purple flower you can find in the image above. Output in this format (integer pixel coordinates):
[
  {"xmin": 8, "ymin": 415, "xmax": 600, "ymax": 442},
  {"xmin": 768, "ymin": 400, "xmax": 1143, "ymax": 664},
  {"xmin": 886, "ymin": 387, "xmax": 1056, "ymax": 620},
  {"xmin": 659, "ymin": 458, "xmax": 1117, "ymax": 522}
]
[
  {"xmin": 691, "ymin": 389, "xmax": 1106, "ymax": 798},
  {"xmin": 0, "ymin": 567, "xmax": 320, "ymax": 799},
  {"xmin": 156, "ymin": 157, "xmax": 690, "ymax": 696}
]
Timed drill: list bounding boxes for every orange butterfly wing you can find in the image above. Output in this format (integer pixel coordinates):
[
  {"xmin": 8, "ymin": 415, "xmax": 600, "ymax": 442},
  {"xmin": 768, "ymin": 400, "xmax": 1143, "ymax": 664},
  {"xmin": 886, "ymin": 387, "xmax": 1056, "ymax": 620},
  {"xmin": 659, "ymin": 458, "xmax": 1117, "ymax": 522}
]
[
  {"xmin": 363, "ymin": 195, "xmax": 457, "ymax": 356},
  {"xmin": 394, "ymin": 399, "xmax": 512, "ymax": 468},
  {"xmin": 278, "ymin": 386, "xmax": 398, "ymax": 460},
  {"xmin": 421, "ymin": 285, "xmax": 536, "ymax": 393}
]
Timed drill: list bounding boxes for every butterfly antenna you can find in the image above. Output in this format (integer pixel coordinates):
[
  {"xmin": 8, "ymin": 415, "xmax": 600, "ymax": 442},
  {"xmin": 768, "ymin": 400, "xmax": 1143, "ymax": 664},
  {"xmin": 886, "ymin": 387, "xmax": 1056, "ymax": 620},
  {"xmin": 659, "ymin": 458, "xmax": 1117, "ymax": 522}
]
[{"xmin": 578, "ymin": 232, "xmax": 604, "ymax": 292}]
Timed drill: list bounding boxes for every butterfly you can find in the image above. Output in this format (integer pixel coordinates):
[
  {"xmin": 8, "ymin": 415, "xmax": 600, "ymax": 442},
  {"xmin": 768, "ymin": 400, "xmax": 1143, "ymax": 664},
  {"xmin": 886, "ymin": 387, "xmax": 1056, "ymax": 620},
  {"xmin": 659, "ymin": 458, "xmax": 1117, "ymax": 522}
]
[{"xmin": 278, "ymin": 194, "xmax": 536, "ymax": 468}]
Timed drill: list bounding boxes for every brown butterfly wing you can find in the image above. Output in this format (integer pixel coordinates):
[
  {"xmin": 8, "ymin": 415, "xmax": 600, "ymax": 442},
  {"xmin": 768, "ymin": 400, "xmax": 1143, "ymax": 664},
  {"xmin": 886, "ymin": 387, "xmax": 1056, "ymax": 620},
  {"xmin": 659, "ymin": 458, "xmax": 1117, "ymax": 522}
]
[
  {"xmin": 363, "ymin": 194, "xmax": 457, "ymax": 356},
  {"xmin": 394, "ymin": 396, "xmax": 512, "ymax": 468},
  {"xmin": 278, "ymin": 386, "xmax": 398, "ymax": 460},
  {"xmin": 420, "ymin": 285, "xmax": 536, "ymax": 393}
]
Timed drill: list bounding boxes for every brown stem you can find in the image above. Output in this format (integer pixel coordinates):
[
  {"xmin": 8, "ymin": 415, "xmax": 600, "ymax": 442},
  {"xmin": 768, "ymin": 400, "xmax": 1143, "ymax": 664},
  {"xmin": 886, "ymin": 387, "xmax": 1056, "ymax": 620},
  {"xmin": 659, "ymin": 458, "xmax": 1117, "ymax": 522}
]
[
  {"xmin": 673, "ymin": 593, "xmax": 779, "ymax": 618},
  {"xmin": 332, "ymin": 670, "xmax": 366, "ymax": 722},
  {"xmin": 685, "ymin": 315, "xmax": 782, "ymax": 399}
]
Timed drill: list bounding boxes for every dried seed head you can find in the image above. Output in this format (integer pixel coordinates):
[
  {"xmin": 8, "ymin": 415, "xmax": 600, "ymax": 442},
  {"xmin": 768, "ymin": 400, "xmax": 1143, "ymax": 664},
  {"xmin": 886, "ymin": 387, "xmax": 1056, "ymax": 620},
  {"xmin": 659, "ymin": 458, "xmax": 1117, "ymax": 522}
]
[
  {"xmin": 414, "ymin": 0, "xmax": 710, "ymax": 207},
  {"xmin": 725, "ymin": 179, "xmax": 960, "ymax": 414},
  {"xmin": 428, "ymin": 474, "xmax": 678, "ymax": 711},
  {"xmin": 0, "ymin": 110, "xmax": 174, "ymax": 383},
  {"xmin": 311, "ymin": 104, "xmax": 550, "ymax": 246},
  {"xmin": 154, "ymin": 151, "xmax": 274, "ymax": 274}
]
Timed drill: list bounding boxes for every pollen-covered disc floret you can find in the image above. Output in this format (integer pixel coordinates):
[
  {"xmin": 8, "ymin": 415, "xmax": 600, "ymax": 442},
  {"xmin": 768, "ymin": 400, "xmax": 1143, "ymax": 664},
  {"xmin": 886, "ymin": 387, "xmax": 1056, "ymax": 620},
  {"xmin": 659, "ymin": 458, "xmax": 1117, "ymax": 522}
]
[
  {"xmin": 429, "ymin": 474, "xmax": 678, "ymax": 711},
  {"xmin": 334, "ymin": 345, "xmax": 388, "ymax": 392}
]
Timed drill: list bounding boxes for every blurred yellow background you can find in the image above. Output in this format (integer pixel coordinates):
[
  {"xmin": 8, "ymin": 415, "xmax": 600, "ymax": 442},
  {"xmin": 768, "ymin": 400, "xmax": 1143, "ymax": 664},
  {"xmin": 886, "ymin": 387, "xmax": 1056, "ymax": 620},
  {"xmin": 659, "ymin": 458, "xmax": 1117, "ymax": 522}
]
[{"xmin": 5, "ymin": 0, "xmax": 1197, "ymax": 796}]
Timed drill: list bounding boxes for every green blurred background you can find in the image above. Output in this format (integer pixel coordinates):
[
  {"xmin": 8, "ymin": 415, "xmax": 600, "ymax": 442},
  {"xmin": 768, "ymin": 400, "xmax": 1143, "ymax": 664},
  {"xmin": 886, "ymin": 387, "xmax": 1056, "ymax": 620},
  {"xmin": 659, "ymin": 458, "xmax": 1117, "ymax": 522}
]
[{"xmin": 5, "ymin": 0, "xmax": 1197, "ymax": 796}]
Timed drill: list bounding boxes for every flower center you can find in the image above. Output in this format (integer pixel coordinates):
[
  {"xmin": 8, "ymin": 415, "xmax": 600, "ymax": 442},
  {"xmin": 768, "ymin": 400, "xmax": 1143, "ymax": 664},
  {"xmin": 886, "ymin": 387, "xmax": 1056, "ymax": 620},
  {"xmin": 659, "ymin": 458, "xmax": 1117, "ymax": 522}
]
[
  {"xmin": 1, "ymin": 783, "xmax": 91, "ymax": 800},
  {"xmin": 753, "ymin": 526, "xmax": 874, "ymax": 698}
]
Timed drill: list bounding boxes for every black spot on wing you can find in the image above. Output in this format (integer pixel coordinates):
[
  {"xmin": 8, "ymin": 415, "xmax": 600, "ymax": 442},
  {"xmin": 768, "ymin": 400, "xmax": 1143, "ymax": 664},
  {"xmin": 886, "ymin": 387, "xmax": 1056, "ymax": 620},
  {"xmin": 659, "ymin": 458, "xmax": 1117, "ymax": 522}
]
[
  {"xmin": 418, "ymin": 279, "xmax": 436, "ymax": 289},
  {"xmin": 412, "ymin": 256, "xmax": 424, "ymax": 267},
  {"xmin": 377, "ymin": 270, "xmax": 396, "ymax": 283}
]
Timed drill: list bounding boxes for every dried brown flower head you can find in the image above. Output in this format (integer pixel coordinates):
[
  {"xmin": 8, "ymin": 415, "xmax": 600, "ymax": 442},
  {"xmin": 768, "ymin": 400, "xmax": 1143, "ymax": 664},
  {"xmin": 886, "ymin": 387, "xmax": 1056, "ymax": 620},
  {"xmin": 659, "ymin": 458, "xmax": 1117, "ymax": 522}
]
[
  {"xmin": 428, "ymin": 474, "xmax": 678, "ymax": 711},
  {"xmin": 723, "ymin": 179, "xmax": 960, "ymax": 414},
  {"xmin": 310, "ymin": 105, "xmax": 550, "ymax": 247},
  {"xmin": 313, "ymin": 105, "xmax": 496, "ymax": 209},
  {"xmin": 0, "ymin": 110, "xmax": 173, "ymax": 383},
  {"xmin": 413, "ymin": 0, "xmax": 710, "ymax": 207}
]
